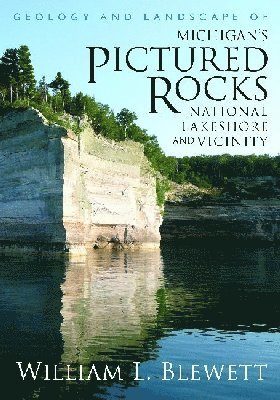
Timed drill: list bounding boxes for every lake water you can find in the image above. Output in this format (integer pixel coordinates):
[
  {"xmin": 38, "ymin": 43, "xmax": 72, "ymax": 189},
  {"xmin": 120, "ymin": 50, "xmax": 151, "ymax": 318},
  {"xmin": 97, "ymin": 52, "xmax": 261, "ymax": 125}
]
[{"xmin": 0, "ymin": 242, "xmax": 279, "ymax": 399}]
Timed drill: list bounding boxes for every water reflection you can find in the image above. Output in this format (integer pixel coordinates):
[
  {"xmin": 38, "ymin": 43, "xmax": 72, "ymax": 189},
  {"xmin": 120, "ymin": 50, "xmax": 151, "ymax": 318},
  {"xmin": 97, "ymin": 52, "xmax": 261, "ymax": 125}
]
[
  {"xmin": 160, "ymin": 244, "xmax": 280, "ymax": 332},
  {"xmin": 0, "ymin": 243, "xmax": 279, "ymax": 399},
  {"xmin": 0, "ymin": 254, "xmax": 65, "ymax": 399},
  {"xmin": 61, "ymin": 250, "xmax": 163, "ymax": 363}
]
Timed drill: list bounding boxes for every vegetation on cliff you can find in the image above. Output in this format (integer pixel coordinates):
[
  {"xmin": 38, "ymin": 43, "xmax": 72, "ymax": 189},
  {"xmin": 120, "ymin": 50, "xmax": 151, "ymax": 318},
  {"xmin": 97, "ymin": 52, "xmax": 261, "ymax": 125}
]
[{"xmin": 1, "ymin": 45, "xmax": 279, "ymax": 204}]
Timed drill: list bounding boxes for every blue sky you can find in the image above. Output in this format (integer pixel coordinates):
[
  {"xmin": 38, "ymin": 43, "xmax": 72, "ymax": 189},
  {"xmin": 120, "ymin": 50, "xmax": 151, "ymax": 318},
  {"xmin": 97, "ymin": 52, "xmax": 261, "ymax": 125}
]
[{"xmin": 0, "ymin": 0, "xmax": 279, "ymax": 156}]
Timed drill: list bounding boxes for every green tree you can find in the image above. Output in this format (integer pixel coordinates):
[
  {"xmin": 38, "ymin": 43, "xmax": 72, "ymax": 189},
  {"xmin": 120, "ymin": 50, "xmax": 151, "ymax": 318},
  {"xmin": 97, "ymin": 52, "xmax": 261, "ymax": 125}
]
[
  {"xmin": 37, "ymin": 76, "xmax": 49, "ymax": 103},
  {"xmin": 17, "ymin": 45, "xmax": 36, "ymax": 102},
  {"xmin": 0, "ymin": 48, "xmax": 19, "ymax": 102},
  {"xmin": 0, "ymin": 63, "xmax": 10, "ymax": 101},
  {"xmin": 70, "ymin": 92, "xmax": 87, "ymax": 116},
  {"xmin": 92, "ymin": 103, "xmax": 123, "ymax": 140},
  {"xmin": 49, "ymin": 72, "xmax": 71, "ymax": 111},
  {"xmin": 116, "ymin": 108, "xmax": 137, "ymax": 138}
]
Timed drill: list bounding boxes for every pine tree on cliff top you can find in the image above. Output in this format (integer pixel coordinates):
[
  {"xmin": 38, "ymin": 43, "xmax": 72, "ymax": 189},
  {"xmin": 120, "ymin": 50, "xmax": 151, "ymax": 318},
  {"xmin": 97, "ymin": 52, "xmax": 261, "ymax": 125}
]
[
  {"xmin": 17, "ymin": 45, "xmax": 36, "ymax": 102},
  {"xmin": 49, "ymin": 72, "xmax": 71, "ymax": 112},
  {"xmin": 0, "ymin": 48, "xmax": 19, "ymax": 102}
]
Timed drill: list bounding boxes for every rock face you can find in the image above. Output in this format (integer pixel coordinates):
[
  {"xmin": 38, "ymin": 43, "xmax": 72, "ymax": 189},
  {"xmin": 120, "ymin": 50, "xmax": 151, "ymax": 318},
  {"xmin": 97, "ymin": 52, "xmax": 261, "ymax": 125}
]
[
  {"xmin": 0, "ymin": 109, "xmax": 161, "ymax": 252},
  {"xmin": 161, "ymin": 198, "xmax": 280, "ymax": 242},
  {"xmin": 224, "ymin": 176, "xmax": 280, "ymax": 200}
]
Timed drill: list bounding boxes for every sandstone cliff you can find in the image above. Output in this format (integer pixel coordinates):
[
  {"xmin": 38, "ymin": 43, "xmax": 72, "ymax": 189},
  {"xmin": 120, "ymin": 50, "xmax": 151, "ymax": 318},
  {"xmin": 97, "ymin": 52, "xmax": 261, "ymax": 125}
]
[
  {"xmin": 161, "ymin": 199, "xmax": 280, "ymax": 242},
  {"xmin": 161, "ymin": 175, "xmax": 280, "ymax": 242},
  {"xmin": 0, "ymin": 109, "xmax": 161, "ymax": 253}
]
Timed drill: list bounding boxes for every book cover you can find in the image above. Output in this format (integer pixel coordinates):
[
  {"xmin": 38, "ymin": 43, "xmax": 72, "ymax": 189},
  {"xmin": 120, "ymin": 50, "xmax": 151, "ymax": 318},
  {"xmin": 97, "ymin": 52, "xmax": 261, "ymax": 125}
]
[{"xmin": 0, "ymin": 1, "xmax": 279, "ymax": 399}]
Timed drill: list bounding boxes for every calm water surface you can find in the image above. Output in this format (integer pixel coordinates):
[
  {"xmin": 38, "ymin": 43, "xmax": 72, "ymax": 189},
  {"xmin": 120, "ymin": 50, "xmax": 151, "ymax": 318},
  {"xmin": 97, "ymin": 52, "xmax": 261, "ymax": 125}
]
[{"xmin": 0, "ymin": 243, "xmax": 279, "ymax": 399}]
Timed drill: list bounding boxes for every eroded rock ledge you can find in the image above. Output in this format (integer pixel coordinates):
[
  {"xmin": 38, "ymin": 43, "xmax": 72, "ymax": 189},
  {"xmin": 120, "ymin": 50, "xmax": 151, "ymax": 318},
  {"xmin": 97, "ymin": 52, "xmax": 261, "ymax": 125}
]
[
  {"xmin": 0, "ymin": 109, "xmax": 161, "ymax": 253},
  {"xmin": 162, "ymin": 200, "xmax": 280, "ymax": 242}
]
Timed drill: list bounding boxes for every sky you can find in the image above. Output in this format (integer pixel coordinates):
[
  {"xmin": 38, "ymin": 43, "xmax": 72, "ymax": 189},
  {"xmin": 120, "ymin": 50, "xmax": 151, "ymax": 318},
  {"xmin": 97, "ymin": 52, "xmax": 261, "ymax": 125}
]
[{"xmin": 0, "ymin": 0, "xmax": 279, "ymax": 157}]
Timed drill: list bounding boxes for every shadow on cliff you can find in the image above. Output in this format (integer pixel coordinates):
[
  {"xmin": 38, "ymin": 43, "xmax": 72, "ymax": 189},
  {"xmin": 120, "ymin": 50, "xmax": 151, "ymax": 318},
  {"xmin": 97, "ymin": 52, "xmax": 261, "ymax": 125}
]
[{"xmin": 0, "ymin": 110, "xmax": 67, "ymax": 251}]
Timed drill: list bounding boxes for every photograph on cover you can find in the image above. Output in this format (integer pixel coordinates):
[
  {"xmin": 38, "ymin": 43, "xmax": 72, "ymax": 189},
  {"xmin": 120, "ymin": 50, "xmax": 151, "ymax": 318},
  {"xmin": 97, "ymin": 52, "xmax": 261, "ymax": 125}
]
[{"xmin": 0, "ymin": 0, "xmax": 279, "ymax": 399}]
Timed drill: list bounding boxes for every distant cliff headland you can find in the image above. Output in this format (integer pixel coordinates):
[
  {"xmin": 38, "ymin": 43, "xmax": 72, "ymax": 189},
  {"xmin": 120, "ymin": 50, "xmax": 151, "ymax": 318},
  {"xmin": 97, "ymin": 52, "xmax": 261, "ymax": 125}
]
[{"xmin": 161, "ymin": 179, "xmax": 280, "ymax": 243}]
